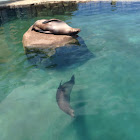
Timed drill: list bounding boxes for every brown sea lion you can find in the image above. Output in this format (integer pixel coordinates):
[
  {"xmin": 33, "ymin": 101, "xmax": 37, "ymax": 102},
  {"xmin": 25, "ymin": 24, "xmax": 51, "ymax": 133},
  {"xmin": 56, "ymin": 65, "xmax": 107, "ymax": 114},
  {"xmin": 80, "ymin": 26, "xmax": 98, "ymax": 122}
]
[
  {"xmin": 32, "ymin": 19, "xmax": 80, "ymax": 36},
  {"xmin": 56, "ymin": 75, "xmax": 75, "ymax": 117}
]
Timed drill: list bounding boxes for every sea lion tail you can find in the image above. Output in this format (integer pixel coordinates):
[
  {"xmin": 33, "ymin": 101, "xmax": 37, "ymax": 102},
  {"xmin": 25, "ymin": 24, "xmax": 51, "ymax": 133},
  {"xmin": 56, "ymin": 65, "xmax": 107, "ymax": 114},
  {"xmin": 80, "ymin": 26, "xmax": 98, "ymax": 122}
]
[
  {"xmin": 70, "ymin": 75, "xmax": 75, "ymax": 84},
  {"xmin": 58, "ymin": 80, "xmax": 62, "ymax": 88}
]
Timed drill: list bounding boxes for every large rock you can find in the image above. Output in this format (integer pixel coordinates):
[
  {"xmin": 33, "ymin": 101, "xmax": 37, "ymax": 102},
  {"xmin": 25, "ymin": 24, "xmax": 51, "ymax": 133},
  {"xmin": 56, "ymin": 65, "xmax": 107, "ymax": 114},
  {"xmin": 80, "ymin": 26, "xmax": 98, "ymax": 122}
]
[
  {"xmin": 22, "ymin": 25, "xmax": 94, "ymax": 69},
  {"xmin": 22, "ymin": 25, "xmax": 78, "ymax": 50}
]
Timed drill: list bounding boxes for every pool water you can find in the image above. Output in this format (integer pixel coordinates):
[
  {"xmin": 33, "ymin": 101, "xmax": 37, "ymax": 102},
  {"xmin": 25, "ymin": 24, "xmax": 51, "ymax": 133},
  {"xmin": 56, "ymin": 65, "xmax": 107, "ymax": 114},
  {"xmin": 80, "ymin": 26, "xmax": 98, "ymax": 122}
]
[{"xmin": 0, "ymin": 1, "xmax": 140, "ymax": 140}]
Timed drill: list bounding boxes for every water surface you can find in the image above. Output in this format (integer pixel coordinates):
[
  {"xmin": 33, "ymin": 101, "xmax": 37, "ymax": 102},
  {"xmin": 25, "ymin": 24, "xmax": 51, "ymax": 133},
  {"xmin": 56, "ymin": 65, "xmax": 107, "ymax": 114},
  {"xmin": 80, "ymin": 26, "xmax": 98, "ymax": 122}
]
[{"xmin": 0, "ymin": 1, "xmax": 140, "ymax": 140}]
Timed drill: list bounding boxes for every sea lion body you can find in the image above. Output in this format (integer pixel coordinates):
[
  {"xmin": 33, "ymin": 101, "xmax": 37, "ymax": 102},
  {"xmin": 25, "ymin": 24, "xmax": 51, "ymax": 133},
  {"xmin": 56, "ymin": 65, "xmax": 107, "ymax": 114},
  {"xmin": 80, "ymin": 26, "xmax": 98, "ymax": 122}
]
[
  {"xmin": 32, "ymin": 19, "xmax": 80, "ymax": 35},
  {"xmin": 56, "ymin": 75, "xmax": 75, "ymax": 117}
]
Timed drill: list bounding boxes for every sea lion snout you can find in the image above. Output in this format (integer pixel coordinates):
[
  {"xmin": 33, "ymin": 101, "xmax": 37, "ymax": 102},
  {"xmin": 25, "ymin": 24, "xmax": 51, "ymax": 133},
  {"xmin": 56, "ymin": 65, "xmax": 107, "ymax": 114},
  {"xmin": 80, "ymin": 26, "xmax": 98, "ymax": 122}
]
[
  {"xmin": 69, "ymin": 28, "xmax": 81, "ymax": 36},
  {"xmin": 69, "ymin": 109, "xmax": 75, "ymax": 118}
]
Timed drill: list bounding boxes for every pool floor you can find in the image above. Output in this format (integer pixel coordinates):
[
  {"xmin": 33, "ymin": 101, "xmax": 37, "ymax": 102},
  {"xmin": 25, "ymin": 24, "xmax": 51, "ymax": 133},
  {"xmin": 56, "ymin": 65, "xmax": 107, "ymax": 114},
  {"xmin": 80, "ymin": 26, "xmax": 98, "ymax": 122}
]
[{"xmin": 0, "ymin": 1, "xmax": 140, "ymax": 140}]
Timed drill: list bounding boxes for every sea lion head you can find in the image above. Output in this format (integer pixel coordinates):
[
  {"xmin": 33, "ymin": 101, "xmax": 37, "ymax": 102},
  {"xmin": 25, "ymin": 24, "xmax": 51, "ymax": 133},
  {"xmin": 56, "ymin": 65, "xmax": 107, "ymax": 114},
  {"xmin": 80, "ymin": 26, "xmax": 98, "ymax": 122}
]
[
  {"xmin": 69, "ymin": 109, "xmax": 75, "ymax": 118},
  {"xmin": 69, "ymin": 28, "xmax": 81, "ymax": 36}
]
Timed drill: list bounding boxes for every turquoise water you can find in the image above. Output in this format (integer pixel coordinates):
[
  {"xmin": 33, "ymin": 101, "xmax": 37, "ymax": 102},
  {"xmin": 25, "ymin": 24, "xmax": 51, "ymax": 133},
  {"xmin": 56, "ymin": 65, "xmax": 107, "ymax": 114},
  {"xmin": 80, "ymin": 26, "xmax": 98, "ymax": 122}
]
[{"xmin": 0, "ymin": 1, "xmax": 140, "ymax": 140}]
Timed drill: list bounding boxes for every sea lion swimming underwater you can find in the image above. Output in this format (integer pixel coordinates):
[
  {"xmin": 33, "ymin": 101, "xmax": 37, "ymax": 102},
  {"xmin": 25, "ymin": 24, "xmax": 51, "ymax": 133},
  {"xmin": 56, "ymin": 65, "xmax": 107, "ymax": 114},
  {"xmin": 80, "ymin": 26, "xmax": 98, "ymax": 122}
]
[
  {"xmin": 56, "ymin": 75, "xmax": 75, "ymax": 117},
  {"xmin": 32, "ymin": 19, "xmax": 80, "ymax": 35}
]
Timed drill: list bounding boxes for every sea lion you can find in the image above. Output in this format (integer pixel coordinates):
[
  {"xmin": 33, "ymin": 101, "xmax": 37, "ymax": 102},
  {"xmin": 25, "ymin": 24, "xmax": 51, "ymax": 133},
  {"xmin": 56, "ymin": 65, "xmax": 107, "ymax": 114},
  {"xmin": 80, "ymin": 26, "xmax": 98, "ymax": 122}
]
[
  {"xmin": 56, "ymin": 75, "xmax": 75, "ymax": 117},
  {"xmin": 32, "ymin": 19, "xmax": 80, "ymax": 36}
]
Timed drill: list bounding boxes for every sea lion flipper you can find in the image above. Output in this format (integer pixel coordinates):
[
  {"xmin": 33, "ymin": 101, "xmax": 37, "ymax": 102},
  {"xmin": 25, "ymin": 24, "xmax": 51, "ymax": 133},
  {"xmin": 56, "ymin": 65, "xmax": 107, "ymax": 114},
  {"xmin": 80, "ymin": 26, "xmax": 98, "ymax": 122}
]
[
  {"xmin": 70, "ymin": 75, "xmax": 75, "ymax": 84},
  {"xmin": 59, "ymin": 80, "xmax": 62, "ymax": 87},
  {"xmin": 33, "ymin": 27, "xmax": 52, "ymax": 34},
  {"xmin": 42, "ymin": 19, "xmax": 61, "ymax": 24},
  {"xmin": 58, "ymin": 80, "xmax": 63, "ymax": 89},
  {"xmin": 41, "ymin": 30, "xmax": 52, "ymax": 34},
  {"xmin": 42, "ymin": 20, "xmax": 49, "ymax": 24},
  {"xmin": 32, "ymin": 26, "xmax": 40, "ymax": 31}
]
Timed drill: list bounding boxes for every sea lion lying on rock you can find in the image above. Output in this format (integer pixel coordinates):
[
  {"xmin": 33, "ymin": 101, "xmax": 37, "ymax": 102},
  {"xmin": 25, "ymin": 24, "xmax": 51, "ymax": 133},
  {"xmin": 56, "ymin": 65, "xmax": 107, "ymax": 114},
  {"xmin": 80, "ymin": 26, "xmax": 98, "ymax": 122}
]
[
  {"xmin": 56, "ymin": 75, "xmax": 75, "ymax": 117},
  {"xmin": 32, "ymin": 19, "xmax": 80, "ymax": 35}
]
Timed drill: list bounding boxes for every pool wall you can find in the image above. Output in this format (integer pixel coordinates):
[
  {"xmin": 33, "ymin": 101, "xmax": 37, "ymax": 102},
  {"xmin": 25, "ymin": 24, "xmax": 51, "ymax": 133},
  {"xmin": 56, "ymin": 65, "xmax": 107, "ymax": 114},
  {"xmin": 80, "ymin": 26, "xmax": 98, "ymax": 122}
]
[{"xmin": 0, "ymin": 0, "xmax": 140, "ymax": 9}]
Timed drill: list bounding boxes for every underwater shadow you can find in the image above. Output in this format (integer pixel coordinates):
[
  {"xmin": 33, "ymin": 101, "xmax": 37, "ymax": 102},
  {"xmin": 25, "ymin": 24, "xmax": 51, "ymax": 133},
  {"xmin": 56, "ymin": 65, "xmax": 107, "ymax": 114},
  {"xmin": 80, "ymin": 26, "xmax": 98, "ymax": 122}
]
[
  {"xmin": 72, "ymin": 89, "xmax": 91, "ymax": 140},
  {"xmin": 59, "ymin": 89, "xmax": 92, "ymax": 140}
]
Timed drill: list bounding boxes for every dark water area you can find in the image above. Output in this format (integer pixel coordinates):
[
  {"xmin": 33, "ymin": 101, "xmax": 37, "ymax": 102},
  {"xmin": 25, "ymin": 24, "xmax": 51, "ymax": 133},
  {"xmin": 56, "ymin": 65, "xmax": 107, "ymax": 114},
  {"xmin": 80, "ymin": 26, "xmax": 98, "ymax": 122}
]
[{"xmin": 0, "ymin": 1, "xmax": 140, "ymax": 140}]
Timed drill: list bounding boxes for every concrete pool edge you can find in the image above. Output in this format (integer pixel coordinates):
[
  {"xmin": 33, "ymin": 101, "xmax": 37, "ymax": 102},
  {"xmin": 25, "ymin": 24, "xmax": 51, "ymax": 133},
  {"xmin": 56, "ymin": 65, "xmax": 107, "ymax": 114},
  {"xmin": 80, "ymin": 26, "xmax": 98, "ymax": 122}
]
[{"xmin": 0, "ymin": 0, "xmax": 140, "ymax": 9}]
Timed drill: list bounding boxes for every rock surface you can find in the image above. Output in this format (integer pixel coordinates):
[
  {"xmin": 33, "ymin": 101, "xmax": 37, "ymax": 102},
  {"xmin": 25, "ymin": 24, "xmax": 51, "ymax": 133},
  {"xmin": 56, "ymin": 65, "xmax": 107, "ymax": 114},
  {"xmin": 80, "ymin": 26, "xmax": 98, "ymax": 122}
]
[
  {"xmin": 25, "ymin": 35, "xmax": 94, "ymax": 69},
  {"xmin": 23, "ymin": 23, "xmax": 94, "ymax": 69},
  {"xmin": 22, "ymin": 25, "xmax": 78, "ymax": 51}
]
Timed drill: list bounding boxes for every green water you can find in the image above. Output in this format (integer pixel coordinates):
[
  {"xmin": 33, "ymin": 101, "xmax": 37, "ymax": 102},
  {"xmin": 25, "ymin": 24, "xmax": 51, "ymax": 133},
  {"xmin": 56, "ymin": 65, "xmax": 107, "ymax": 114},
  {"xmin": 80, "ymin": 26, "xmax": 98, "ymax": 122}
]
[{"xmin": 0, "ymin": 1, "xmax": 140, "ymax": 140}]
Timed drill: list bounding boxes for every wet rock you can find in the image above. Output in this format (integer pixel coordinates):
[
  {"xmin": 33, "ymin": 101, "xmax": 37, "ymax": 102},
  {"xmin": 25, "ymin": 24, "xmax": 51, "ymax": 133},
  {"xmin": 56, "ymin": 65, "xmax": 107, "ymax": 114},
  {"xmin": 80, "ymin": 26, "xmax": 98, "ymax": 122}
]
[
  {"xmin": 22, "ymin": 25, "xmax": 78, "ymax": 50},
  {"xmin": 22, "ymin": 25, "xmax": 94, "ymax": 69}
]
